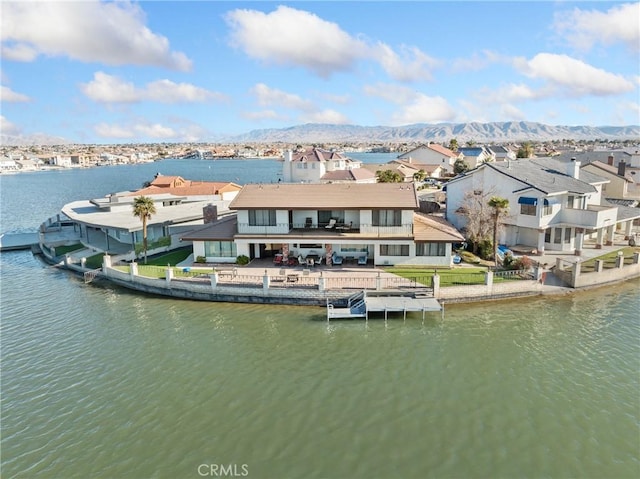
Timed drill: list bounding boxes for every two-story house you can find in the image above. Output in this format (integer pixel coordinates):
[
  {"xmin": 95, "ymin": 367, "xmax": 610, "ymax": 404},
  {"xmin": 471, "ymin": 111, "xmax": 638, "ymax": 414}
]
[
  {"xmin": 396, "ymin": 143, "xmax": 461, "ymax": 175},
  {"xmin": 581, "ymin": 159, "xmax": 639, "ymax": 205},
  {"xmin": 282, "ymin": 147, "xmax": 376, "ymax": 183},
  {"xmin": 458, "ymin": 146, "xmax": 495, "ymax": 168},
  {"xmin": 445, "ymin": 158, "xmax": 640, "ymax": 255},
  {"xmin": 182, "ymin": 183, "xmax": 464, "ymax": 266}
]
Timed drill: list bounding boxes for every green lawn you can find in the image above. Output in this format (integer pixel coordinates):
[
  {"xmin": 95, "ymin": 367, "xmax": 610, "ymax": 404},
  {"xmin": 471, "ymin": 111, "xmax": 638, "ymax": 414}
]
[
  {"xmin": 144, "ymin": 248, "xmax": 192, "ymax": 266},
  {"xmin": 85, "ymin": 253, "xmax": 104, "ymax": 269},
  {"xmin": 383, "ymin": 266, "xmax": 489, "ymax": 286},
  {"xmin": 580, "ymin": 246, "xmax": 640, "ymax": 272},
  {"xmin": 54, "ymin": 243, "xmax": 85, "ymax": 255}
]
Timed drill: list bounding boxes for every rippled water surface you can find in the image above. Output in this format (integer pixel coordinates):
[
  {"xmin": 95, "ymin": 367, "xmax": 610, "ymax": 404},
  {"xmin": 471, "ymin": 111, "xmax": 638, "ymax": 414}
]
[{"xmin": 1, "ymin": 161, "xmax": 639, "ymax": 478}]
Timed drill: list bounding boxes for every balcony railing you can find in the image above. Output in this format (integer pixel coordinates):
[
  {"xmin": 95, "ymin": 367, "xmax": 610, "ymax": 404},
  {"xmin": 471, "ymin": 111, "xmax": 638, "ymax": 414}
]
[
  {"xmin": 554, "ymin": 205, "xmax": 618, "ymax": 229},
  {"xmin": 236, "ymin": 222, "xmax": 414, "ymax": 237}
]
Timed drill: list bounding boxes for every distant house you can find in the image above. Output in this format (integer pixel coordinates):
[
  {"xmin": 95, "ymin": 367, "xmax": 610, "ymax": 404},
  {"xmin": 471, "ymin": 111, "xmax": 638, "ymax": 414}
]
[
  {"xmin": 581, "ymin": 160, "xmax": 639, "ymax": 204},
  {"xmin": 458, "ymin": 146, "xmax": 494, "ymax": 168},
  {"xmin": 487, "ymin": 145, "xmax": 516, "ymax": 162},
  {"xmin": 396, "ymin": 143, "xmax": 461, "ymax": 175},
  {"xmin": 182, "ymin": 183, "xmax": 464, "ymax": 266},
  {"xmin": 445, "ymin": 158, "xmax": 640, "ymax": 255},
  {"xmin": 129, "ymin": 175, "xmax": 242, "ymax": 201},
  {"xmin": 282, "ymin": 147, "xmax": 376, "ymax": 183}
]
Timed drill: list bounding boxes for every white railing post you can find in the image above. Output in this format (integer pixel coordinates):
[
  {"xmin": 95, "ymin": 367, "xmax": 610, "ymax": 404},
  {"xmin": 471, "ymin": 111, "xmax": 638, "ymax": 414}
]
[{"xmin": 130, "ymin": 262, "xmax": 138, "ymax": 280}]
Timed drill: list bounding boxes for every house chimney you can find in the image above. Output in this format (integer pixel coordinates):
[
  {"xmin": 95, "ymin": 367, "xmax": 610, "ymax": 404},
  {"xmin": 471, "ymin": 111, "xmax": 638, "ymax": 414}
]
[
  {"xmin": 203, "ymin": 204, "xmax": 218, "ymax": 223},
  {"xmin": 568, "ymin": 157, "xmax": 580, "ymax": 179},
  {"xmin": 607, "ymin": 155, "xmax": 614, "ymax": 166},
  {"xmin": 284, "ymin": 150, "xmax": 293, "ymax": 162},
  {"xmin": 618, "ymin": 160, "xmax": 626, "ymax": 177}
]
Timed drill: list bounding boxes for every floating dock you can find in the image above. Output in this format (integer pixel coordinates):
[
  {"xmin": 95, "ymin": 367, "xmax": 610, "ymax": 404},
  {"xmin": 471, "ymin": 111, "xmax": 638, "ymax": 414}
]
[
  {"xmin": 0, "ymin": 232, "xmax": 39, "ymax": 251},
  {"xmin": 327, "ymin": 290, "xmax": 442, "ymax": 320}
]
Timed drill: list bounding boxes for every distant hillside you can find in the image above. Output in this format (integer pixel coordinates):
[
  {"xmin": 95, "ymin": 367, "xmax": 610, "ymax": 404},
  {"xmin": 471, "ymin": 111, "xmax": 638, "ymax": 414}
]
[
  {"xmin": 1, "ymin": 133, "xmax": 72, "ymax": 147},
  {"xmin": 226, "ymin": 122, "xmax": 640, "ymax": 144}
]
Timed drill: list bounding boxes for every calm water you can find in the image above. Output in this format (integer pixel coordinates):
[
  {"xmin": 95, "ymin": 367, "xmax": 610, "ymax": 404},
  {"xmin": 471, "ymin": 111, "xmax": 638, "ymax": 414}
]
[{"xmin": 1, "ymin": 159, "xmax": 639, "ymax": 479}]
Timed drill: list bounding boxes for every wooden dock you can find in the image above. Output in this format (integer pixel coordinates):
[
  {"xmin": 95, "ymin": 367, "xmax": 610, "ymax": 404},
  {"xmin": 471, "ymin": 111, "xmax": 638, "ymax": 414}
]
[{"xmin": 327, "ymin": 290, "xmax": 442, "ymax": 320}]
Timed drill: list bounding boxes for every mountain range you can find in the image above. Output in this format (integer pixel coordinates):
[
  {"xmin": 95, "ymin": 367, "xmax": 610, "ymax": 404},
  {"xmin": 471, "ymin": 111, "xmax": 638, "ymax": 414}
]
[
  {"xmin": 2, "ymin": 121, "xmax": 638, "ymax": 146},
  {"xmin": 226, "ymin": 121, "xmax": 640, "ymax": 144}
]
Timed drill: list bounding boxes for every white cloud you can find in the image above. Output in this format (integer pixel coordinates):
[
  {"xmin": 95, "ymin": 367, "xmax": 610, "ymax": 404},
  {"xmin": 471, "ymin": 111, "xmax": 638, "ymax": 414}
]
[
  {"xmin": 365, "ymin": 83, "xmax": 456, "ymax": 124},
  {"xmin": 1, "ymin": 43, "xmax": 38, "ymax": 62},
  {"xmin": 302, "ymin": 109, "xmax": 350, "ymax": 124},
  {"xmin": 363, "ymin": 83, "xmax": 417, "ymax": 104},
  {"xmin": 390, "ymin": 95, "xmax": 456, "ymax": 125},
  {"xmin": 226, "ymin": 5, "xmax": 437, "ymax": 81},
  {"xmin": 250, "ymin": 83, "xmax": 315, "ymax": 111},
  {"xmin": 500, "ymin": 104, "xmax": 526, "ymax": 121},
  {"xmin": 1, "ymin": 115, "xmax": 21, "ymax": 135},
  {"xmin": 81, "ymin": 72, "xmax": 224, "ymax": 104},
  {"xmin": 553, "ymin": 3, "xmax": 640, "ymax": 52},
  {"xmin": 226, "ymin": 6, "xmax": 366, "ymax": 77},
  {"xmin": 514, "ymin": 53, "xmax": 635, "ymax": 96},
  {"xmin": 1, "ymin": 85, "xmax": 30, "ymax": 102},
  {"xmin": 242, "ymin": 110, "xmax": 287, "ymax": 121},
  {"xmin": 1, "ymin": 1, "xmax": 191, "ymax": 70},
  {"xmin": 372, "ymin": 43, "xmax": 438, "ymax": 81},
  {"xmin": 451, "ymin": 50, "xmax": 505, "ymax": 72},
  {"xmin": 95, "ymin": 121, "xmax": 176, "ymax": 139}
]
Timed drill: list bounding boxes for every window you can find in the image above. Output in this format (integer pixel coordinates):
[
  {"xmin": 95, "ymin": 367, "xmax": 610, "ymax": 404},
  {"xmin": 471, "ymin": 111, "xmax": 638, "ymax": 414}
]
[
  {"xmin": 554, "ymin": 228, "xmax": 562, "ymax": 244},
  {"xmin": 248, "ymin": 209, "xmax": 276, "ymax": 226},
  {"xmin": 416, "ymin": 242, "xmax": 445, "ymax": 256},
  {"xmin": 299, "ymin": 243, "xmax": 322, "ymax": 249},
  {"xmin": 520, "ymin": 204, "xmax": 536, "ymax": 216},
  {"xmin": 341, "ymin": 244, "xmax": 369, "ymax": 253},
  {"xmin": 373, "ymin": 209, "xmax": 401, "ymax": 226},
  {"xmin": 544, "ymin": 228, "xmax": 551, "ymax": 243},
  {"xmin": 543, "ymin": 203, "xmax": 553, "ymax": 216},
  {"xmin": 564, "ymin": 227, "xmax": 571, "ymax": 244},
  {"xmin": 380, "ymin": 244, "xmax": 409, "ymax": 256},
  {"xmin": 567, "ymin": 195, "xmax": 575, "ymax": 209},
  {"xmin": 204, "ymin": 241, "xmax": 237, "ymax": 257}
]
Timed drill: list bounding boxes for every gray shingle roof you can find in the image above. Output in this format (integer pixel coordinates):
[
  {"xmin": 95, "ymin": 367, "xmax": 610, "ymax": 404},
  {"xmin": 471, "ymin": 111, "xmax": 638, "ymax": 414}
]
[{"xmin": 488, "ymin": 158, "xmax": 605, "ymax": 195}]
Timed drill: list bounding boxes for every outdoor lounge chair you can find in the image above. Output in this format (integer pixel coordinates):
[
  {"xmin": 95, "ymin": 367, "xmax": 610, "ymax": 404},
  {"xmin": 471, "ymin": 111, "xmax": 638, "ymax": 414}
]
[
  {"xmin": 357, "ymin": 255, "xmax": 367, "ymax": 265},
  {"xmin": 304, "ymin": 217, "xmax": 313, "ymax": 228},
  {"xmin": 325, "ymin": 218, "xmax": 337, "ymax": 229},
  {"xmin": 331, "ymin": 252, "xmax": 343, "ymax": 265}
]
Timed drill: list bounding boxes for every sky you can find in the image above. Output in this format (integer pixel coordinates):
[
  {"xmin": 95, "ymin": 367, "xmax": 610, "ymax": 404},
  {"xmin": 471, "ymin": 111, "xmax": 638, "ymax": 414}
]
[{"xmin": 1, "ymin": 1, "xmax": 639, "ymax": 144}]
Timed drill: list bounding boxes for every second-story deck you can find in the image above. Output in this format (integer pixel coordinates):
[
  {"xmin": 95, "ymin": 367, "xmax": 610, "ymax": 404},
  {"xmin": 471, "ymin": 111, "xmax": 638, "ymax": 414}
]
[{"xmin": 235, "ymin": 222, "xmax": 414, "ymax": 239}]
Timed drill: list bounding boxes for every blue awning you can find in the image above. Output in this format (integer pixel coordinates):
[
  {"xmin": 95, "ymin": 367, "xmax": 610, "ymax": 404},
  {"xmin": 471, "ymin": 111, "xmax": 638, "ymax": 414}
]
[{"xmin": 518, "ymin": 197, "xmax": 537, "ymax": 205}]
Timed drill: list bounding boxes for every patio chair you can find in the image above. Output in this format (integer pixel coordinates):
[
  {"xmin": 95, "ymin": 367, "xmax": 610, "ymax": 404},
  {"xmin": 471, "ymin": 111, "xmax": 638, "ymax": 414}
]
[
  {"xmin": 298, "ymin": 255, "xmax": 305, "ymax": 266},
  {"xmin": 331, "ymin": 252, "xmax": 343, "ymax": 265},
  {"xmin": 325, "ymin": 218, "xmax": 337, "ymax": 229},
  {"xmin": 357, "ymin": 255, "xmax": 367, "ymax": 265},
  {"xmin": 304, "ymin": 217, "xmax": 313, "ymax": 229}
]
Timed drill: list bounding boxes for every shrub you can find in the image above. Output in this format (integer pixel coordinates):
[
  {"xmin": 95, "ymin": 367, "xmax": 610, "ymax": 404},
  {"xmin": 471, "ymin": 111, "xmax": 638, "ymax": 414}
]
[
  {"xmin": 478, "ymin": 240, "xmax": 493, "ymax": 260},
  {"xmin": 236, "ymin": 255, "xmax": 250, "ymax": 265},
  {"xmin": 512, "ymin": 255, "xmax": 533, "ymax": 271},
  {"xmin": 196, "ymin": 256, "xmax": 206, "ymax": 263}
]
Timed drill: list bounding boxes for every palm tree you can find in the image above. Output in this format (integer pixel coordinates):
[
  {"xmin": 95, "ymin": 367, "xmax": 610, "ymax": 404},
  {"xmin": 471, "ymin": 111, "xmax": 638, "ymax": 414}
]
[
  {"xmin": 132, "ymin": 196, "xmax": 156, "ymax": 264},
  {"xmin": 488, "ymin": 196, "xmax": 509, "ymax": 268}
]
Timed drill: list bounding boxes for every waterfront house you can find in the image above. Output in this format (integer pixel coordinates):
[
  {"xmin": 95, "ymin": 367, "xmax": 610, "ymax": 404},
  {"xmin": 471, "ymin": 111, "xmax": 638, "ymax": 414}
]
[
  {"xmin": 282, "ymin": 147, "xmax": 376, "ymax": 183},
  {"xmin": 60, "ymin": 176, "xmax": 241, "ymax": 258},
  {"xmin": 445, "ymin": 158, "xmax": 640, "ymax": 255},
  {"xmin": 396, "ymin": 143, "xmax": 461, "ymax": 175},
  {"xmin": 182, "ymin": 183, "xmax": 464, "ymax": 266}
]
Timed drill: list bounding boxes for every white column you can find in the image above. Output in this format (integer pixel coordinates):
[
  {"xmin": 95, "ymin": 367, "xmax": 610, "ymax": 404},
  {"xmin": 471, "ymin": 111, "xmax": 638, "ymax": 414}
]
[{"xmin": 574, "ymin": 228, "xmax": 584, "ymax": 256}]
